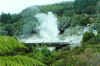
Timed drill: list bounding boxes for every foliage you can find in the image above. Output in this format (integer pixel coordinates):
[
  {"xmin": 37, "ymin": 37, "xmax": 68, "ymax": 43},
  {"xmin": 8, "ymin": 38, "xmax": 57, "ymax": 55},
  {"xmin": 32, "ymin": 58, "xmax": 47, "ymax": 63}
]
[
  {"xmin": 0, "ymin": 13, "xmax": 22, "ymax": 24},
  {"xmin": 39, "ymin": 1, "xmax": 74, "ymax": 16},
  {"xmin": 27, "ymin": 46, "xmax": 58, "ymax": 65},
  {"xmin": 0, "ymin": 55, "xmax": 45, "ymax": 66},
  {"xmin": 83, "ymin": 34, "xmax": 100, "ymax": 45},
  {"xmin": 82, "ymin": 32, "xmax": 100, "ymax": 48},
  {"xmin": 82, "ymin": 32, "xmax": 95, "ymax": 43},
  {"xmin": 0, "ymin": 26, "xmax": 8, "ymax": 35},
  {"xmin": 58, "ymin": 16, "xmax": 71, "ymax": 34},
  {"xmin": 93, "ymin": 23, "xmax": 100, "ymax": 33},
  {"xmin": 0, "ymin": 1, "xmax": 100, "ymax": 65},
  {"xmin": 0, "ymin": 36, "xmax": 26, "ymax": 55},
  {"xmin": 4, "ymin": 24, "xmax": 16, "ymax": 36},
  {"xmin": 0, "ymin": 13, "xmax": 23, "ymax": 36},
  {"xmin": 0, "ymin": 13, "xmax": 12, "ymax": 24},
  {"xmin": 74, "ymin": 0, "xmax": 99, "ymax": 14},
  {"xmin": 71, "ymin": 14, "xmax": 93, "ymax": 26},
  {"xmin": 0, "ymin": 36, "xmax": 100, "ymax": 65}
]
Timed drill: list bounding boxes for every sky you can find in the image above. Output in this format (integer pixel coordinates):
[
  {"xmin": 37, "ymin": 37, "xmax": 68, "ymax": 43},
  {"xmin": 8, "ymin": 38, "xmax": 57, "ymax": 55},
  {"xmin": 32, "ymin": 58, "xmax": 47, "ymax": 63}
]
[{"xmin": 0, "ymin": 0, "xmax": 74, "ymax": 14}]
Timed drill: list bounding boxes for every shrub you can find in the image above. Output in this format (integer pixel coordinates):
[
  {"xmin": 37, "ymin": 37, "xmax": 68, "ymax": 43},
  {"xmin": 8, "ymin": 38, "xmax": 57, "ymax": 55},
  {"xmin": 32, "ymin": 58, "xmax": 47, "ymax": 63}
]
[
  {"xmin": 85, "ymin": 34, "xmax": 100, "ymax": 44},
  {"xmin": 0, "ymin": 36, "xmax": 26, "ymax": 55},
  {"xmin": 93, "ymin": 23, "xmax": 100, "ymax": 33},
  {"xmin": 82, "ymin": 32, "xmax": 95, "ymax": 43},
  {"xmin": 58, "ymin": 16, "xmax": 71, "ymax": 34},
  {"xmin": 51, "ymin": 50, "xmax": 88, "ymax": 66},
  {"xmin": 71, "ymin": 14, "xmax": 91, "ymax": 26},
  {"xmin": 0, "ymin": 26, "xmax": 8, "ymax": 35},
  {"xmin": 31, "ymin": 46, "xmax": 58, "ymax": 65},
  {"xmin": 74, "ymin": 0, "xmax": 98, "ymax": 14}
]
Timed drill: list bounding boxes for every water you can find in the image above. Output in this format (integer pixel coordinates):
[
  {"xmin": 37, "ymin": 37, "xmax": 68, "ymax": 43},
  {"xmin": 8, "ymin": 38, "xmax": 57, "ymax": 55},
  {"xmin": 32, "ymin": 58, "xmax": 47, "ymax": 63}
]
[{"xmin": 35, "ymin": 12, "xmax": 59, "ymax": 42}]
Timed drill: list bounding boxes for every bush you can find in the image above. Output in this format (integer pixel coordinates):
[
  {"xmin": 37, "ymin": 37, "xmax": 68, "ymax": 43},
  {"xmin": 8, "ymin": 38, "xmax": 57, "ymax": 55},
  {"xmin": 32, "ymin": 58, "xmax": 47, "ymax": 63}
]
[
  {"xmin": 0, "ymin": 26, "xmax": 8, "ymax": 35},
  {"xmin": 86, "ymin": 34, "xmax": 100, "ymax": 44},
  {"xmin": 58, "ymin": 16, "xmax": 71, "ymax": 34},
  {"xmin": 82, "ymin": 32, "xmax": 95, "ymax": 43},
  {"xmin": 74, "ymin": 0, "xmax": 98, "ymax": 14},
  {"xmin": 0, "ymin": 36, "xmax": 26, "ymax": 55},
  {"xmin": 71, "ymin": 14, "xmax": 91, "ymax": 26},
  {"xmin": 51, "ymin": 50, "xmax": 89, "ymax": 66},
  {"xmin": 93, "ymin": 23, "xmax": 100, "ymax": 33},
  {"xmin": 31, "ymin": 46, "xmax": 58, "ymax": 65},
  {"xmin": 82, "ymin": 32, "xmax": 100, "ymax": 48}
]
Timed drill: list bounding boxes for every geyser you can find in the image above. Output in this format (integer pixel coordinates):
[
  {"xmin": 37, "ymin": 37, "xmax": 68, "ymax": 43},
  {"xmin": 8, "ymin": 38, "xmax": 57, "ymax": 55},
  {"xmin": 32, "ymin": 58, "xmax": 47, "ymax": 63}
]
[
  {"xmin": 20, "ymin": 11, "xmax": 97, "ymax": 46},
  {"xmin": 35, "ymin": 12, "xmax": 59, "ymax": 42},
  {"xmin": 21, "ymin": 12, "xmax": 60, "ymax": 43}
]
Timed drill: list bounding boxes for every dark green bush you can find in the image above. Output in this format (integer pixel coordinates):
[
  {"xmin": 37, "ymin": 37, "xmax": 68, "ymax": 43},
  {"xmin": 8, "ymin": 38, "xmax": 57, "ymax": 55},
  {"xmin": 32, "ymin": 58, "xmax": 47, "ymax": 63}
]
[
  {"xmin": 71, "ymin": 14, "xmax": 91, "ymax": 26},
  {"xmin": 86, "ymin": 34, "xmax": 100, "ymax": 44},
  {"xmin": 82, "ymin": 32, "xmax": 95, "ymax": 43},
  {"xmin": 74, "ymin": 0, "xmax": 98, "ymax": 14}
]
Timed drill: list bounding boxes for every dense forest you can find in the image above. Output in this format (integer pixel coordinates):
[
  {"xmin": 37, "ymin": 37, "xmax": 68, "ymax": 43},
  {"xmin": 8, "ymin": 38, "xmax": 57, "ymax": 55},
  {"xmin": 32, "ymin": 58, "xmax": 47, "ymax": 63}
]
[{"xmin": 0, "ymin": 0, "xmax": 100, "ymax": 66}]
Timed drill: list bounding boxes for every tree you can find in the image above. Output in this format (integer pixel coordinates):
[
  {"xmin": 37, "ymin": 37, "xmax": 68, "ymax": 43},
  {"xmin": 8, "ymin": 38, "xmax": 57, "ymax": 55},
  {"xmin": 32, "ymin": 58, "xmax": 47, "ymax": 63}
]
[
  {"xmin": 0, "ymin": 13, "xmax": 22, "ymax": 24},
  {"xmin": 4, "ymin": 24, "xmax": 16, "ymax": 36},
  {"xmin": 0, "ymin": 13, "xmax": 12, "ymax": 24},
  {"xmin": 74, "ymin": 0, "xmax": 99, "ymax": 14}
]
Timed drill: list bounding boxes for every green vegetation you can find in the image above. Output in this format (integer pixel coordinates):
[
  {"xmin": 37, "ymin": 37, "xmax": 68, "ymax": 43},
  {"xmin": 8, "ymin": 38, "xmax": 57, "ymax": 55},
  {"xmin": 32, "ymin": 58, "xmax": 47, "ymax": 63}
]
[
  {"xmin": 0, "ymin": 36, "xmax": 46, "ymax": 66},
  {"xmin": 82, "ymin": 32, "xmax": 95, "ymax": 43},
  {"xmin": 0, "ymin": 56, "xmax": 45, "ymax": 66},
  {"xmin": 0, "ymin": 35, "xmax": 99, "ymax": 66},
  {"xmin": 74, "ymin": 0, "xmax": 99, "ymax": 14},
  {"xmin": 0, "ymin": 13, "xmax": 23, "ymax": 36},
  {"xmin": 39, "ymin": 1, "xmax": 74, "ymax": 16},
  {"xmin": 0, "ymin": 36, "xmax": 26, "ymax": 55},
  {"xmin": 0, "ymin": 0, "xmax": 100, "ymax": 65}
]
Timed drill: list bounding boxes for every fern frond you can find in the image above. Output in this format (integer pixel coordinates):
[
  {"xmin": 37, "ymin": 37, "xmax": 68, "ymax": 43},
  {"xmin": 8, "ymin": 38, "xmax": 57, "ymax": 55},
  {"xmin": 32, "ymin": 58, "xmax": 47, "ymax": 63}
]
[{"xmin": 0, "ymin": 55, "xmax": 46, "ymax": 66}]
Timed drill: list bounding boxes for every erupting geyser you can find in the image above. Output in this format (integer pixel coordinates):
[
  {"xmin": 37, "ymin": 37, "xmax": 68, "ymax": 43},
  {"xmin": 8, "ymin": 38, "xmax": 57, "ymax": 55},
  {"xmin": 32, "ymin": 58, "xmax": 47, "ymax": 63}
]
[
  {"xmin": 20, "ymin": 10, "xmax": 96, "ymax": 46},
  {"xmin": 21, "ymin": 12, "xmax": 60, "ymax": 43},
  {"xmin": 35, "ymin": 12, "xmax": 59, "ymax": 42}
]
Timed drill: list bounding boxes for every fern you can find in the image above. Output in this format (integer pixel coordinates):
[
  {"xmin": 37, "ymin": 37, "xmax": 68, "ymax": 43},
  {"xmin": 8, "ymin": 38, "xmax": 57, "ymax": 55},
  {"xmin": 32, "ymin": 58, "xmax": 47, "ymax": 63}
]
[
  {"xmin": 0, "ymin": 55, "xmax": 46, "ymax": 66},
  {"xmin": 0, "ymin": 36, "xmax": 26, "ymax": 55}
]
